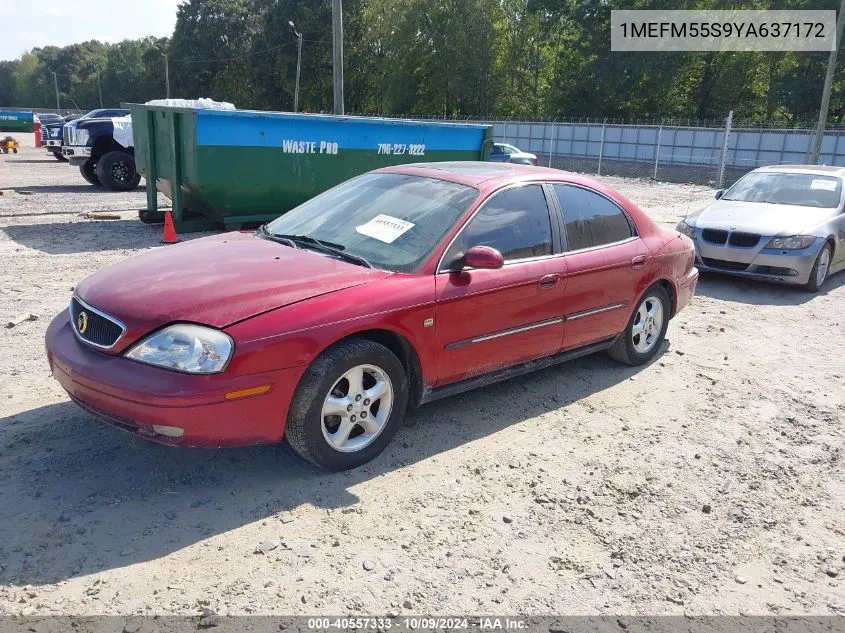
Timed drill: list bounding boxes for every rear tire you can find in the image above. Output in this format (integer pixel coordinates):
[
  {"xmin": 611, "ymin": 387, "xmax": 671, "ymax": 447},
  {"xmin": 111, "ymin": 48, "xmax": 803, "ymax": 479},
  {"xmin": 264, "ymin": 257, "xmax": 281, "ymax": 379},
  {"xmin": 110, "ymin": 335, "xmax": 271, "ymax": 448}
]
[
  {"xmin": 79, "ymin": 159, "xmax": 101, "ymax": 186},
  {"xmin": 608, "ymin": 285, "xmax": 670, "ymax": 366},
  {"xmin": 52, "ymin": 151, "xmax": 67, "ymax": 162},
  {"xmin": 96, "ymin": 151, "xmax": 141, "ymax": 191},
  {"xmin": 803, "ymin": 242, "xmax": 831, "ymax": 293},
  {"xmin": 285, "ymin": 339, "xmax": 408, "ymax": 470}
]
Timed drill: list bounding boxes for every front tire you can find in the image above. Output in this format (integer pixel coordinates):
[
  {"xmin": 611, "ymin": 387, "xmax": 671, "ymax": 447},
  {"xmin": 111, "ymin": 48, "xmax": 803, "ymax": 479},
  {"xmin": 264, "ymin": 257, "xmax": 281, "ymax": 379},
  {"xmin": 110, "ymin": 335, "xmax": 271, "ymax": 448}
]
[
  {"xmin": 96, "ymin": 151, "xmax": 141, "ymax": 191},
  {"xmin": 285, "ymin": 339, "xmax": 409, "ymax": 470},
  {"xmin": 52, "ymin": 151, "xmax": 68, "ymax": 162},
  {"xmin": 803, "ymin": 242, "xmax": 831, "ymax": 292},
  {"xmin": 79, "ymin": 159, "xmax": 101, "ymax": 186},
  {"xmin": 608, "ymin": 285, "xmax": 670, "ymax": 366}
]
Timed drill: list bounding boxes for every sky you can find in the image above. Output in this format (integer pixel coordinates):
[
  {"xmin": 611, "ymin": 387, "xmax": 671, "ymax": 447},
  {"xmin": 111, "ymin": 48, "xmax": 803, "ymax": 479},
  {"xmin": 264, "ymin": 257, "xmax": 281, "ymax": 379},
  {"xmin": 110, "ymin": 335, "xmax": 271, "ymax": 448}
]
[{"xmin": 1, "ymin": 0, "xmax": 183, "ymax": 61}]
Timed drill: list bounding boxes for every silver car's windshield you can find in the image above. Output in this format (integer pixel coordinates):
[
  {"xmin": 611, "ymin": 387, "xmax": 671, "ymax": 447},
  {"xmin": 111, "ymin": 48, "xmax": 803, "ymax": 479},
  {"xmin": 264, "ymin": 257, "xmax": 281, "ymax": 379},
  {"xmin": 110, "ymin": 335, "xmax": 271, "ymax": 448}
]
[{"xmin": 723, "ymin": 172, "xmax": 842, "ymax": 208}]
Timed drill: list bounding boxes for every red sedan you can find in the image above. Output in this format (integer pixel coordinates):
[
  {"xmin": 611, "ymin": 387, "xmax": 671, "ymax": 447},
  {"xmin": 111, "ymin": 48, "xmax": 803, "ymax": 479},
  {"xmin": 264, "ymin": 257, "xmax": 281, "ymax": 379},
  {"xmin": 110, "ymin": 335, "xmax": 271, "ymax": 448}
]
[{"xmin": 46, "ymin": 162, "xmax": 698, "ymax": 470}]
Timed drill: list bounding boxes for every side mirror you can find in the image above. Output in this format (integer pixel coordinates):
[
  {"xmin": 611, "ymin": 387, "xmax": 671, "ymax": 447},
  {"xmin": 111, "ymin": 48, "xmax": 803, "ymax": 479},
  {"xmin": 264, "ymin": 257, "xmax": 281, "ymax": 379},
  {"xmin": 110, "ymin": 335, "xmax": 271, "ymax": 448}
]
[
  {"xmin": 714, "ymin": 189, "xmax": 724, "ymax": 199},
  {"xmin": 463, "ymin": 245, "xmax": 504, "ymax": 269}
]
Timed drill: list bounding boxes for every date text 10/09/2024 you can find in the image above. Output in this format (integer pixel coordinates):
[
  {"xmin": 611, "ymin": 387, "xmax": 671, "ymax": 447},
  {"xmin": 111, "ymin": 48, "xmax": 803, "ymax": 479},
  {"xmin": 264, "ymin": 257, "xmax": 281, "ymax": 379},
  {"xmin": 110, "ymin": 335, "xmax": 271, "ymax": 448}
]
[
  {"xmin": 307, "ymin": 618, "xmax": 529, "ymax": 630},
  {"xmin": 280, "ymin": 139, "xmax": 427, "ymax": 157}
]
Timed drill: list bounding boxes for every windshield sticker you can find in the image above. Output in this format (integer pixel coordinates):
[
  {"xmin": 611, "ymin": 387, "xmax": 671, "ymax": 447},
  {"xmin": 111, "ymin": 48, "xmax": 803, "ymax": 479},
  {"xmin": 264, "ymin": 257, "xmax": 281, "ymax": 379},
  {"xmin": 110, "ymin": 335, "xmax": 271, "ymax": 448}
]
[
  {"xmin": 810, "ymin": 179, "xmax": 837, "ymax": 191},
  {"xmin": 355, "ymin": 214, "xmax": 415, "ymax": 243}
]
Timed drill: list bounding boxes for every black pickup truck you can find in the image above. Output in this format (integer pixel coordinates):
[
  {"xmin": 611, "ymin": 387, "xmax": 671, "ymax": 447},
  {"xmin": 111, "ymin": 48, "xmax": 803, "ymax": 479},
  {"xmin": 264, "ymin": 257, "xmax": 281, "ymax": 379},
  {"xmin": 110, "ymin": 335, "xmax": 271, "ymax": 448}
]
[
  {"xmin": 37, "ymin": 113, "xmax": 67, "ymax": 161},
  {"xmin": 61, "ymin": 108, "xmax": 141, "ymax": 190},
  {"xmin": 42, "ymin": 109, "xmax": 127, "ymax": 163}
]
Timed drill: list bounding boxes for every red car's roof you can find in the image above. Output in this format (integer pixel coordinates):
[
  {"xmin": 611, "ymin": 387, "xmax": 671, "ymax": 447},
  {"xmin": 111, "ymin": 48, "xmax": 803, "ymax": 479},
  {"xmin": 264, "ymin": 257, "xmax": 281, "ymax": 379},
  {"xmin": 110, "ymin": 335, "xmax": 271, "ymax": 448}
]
[
  {"xmin": 375, "ymin": 161, "xmax": 619, "ymax": 190},
  {"xmin": 375, "ymin": 162, "xmax": 643, "ymax": 215},
  {"xmin": 375, "ymin": 161, "xmax": 563, "ymax": 187}
]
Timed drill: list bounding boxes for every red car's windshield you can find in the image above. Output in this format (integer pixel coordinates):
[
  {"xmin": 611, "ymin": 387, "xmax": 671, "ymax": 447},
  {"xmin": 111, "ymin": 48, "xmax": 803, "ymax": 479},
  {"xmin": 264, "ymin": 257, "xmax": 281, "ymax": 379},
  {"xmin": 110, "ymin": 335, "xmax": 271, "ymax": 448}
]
[{"xmin": 265, "ymin": 173, "xmax": 478, "ymax": 273}]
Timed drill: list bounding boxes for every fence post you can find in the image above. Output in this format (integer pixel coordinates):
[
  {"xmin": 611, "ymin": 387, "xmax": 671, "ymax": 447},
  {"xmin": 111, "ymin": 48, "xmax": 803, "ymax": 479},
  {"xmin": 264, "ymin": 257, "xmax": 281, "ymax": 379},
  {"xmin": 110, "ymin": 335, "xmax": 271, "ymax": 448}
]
[
  {"xmin": 653, "ymin": 120, "xmax": 663, "ymax": 180},
  {"xmin": 597, "ymin": 118, "xmax": 607, "ymax": 176},
  {"xmin": 718, "ymin": 110, "xmax": 733, "ymax": 188},
  {"xmin": 548, "ymin": 119, "xmax": 558, "ymax": 167}
]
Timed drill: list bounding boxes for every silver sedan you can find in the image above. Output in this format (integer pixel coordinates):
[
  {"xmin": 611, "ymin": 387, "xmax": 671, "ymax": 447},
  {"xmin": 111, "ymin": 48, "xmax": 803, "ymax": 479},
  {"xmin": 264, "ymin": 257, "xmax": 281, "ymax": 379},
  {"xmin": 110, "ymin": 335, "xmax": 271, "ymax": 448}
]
[
  {"xmin": 488, "ymin": 143, "xmax": 539, "ymax": 166},
  {"xmin": 676, "ymin": 165, "xmax": 845, "ymax": 291}
]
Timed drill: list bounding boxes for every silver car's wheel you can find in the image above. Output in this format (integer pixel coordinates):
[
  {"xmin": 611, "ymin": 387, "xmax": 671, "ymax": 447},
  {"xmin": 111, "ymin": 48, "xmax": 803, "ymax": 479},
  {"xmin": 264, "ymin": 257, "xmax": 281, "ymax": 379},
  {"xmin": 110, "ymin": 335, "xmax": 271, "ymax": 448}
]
[
  {"xmin": 816, "ymin": 246, "xmax": 830, "ymax": 287},
  {"xmin": 804, "ymin": 243, "xmax": 832, "ymax": 292},
  {"xmin": 320, "ymin": 364, "xmax": 394, "ymax": 453},
  {"xmin": 631, "ymin": 295, "xmax": 664, "ymax": 354}
]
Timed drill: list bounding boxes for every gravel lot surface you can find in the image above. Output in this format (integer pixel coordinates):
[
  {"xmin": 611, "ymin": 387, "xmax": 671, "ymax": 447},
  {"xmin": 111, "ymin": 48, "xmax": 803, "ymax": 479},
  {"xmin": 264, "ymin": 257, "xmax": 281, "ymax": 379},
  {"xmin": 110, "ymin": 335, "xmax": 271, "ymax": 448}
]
[{"xmin": 1, "ymin": 138, "xmax": 843, "ymax": 617}]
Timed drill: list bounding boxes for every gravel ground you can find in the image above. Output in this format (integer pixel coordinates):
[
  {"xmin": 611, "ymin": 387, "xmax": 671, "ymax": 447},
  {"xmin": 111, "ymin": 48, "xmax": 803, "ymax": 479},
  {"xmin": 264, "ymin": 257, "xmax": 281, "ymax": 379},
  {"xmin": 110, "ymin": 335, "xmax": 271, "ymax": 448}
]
[{"xmin": 0, "ymin": 138, "xmax": 843, "ymax": 617}]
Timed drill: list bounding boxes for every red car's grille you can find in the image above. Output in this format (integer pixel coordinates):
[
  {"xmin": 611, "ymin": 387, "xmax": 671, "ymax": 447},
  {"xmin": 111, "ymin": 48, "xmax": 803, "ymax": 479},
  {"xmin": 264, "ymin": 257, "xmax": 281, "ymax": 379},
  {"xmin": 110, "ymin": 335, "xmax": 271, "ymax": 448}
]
[{"xmin": 70, "ymin": 297, "xmax": 125, "ymax": 349}]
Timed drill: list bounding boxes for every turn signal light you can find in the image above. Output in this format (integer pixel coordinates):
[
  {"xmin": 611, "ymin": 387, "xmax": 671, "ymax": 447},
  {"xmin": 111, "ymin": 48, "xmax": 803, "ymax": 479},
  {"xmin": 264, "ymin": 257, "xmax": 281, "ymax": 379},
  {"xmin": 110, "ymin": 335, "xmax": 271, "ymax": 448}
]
[{"xmin": 224, "ymin": 385, "xmax": 272, "ymax": 400}]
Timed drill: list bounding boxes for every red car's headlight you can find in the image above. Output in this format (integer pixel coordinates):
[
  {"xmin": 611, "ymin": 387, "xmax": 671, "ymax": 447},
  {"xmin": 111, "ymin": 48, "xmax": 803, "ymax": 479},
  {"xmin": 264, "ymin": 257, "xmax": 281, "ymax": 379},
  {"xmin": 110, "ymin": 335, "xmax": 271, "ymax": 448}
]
[{"xmin": 125, "ymin": 324, "xmax": 233, "ymax": 374}]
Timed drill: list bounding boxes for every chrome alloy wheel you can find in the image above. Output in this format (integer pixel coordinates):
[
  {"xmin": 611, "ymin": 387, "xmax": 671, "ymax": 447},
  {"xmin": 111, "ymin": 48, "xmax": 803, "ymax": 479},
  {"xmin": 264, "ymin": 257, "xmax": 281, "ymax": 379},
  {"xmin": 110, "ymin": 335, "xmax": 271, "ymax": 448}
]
[
  {"xmin": 631, "ymin": 295, "xmax": 664, "ymax": 354},
  {"xmin": 321, "ymin": 364, "xmax": 394, "ymax": 453},
  {"xmin": 816, "ymin": 246, "xmax": 831, "ymax": 288}
]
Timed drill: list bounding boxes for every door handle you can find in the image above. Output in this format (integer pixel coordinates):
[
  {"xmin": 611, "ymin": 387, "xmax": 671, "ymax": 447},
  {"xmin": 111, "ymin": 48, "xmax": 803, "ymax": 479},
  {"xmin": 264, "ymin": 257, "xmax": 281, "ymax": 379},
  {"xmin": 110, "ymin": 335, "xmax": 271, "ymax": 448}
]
[
  {"xmin": 631, "ymin": 255, "xmax": 647, "ymax": 269},
  {"xmin": 538, "ymin": 273, "xmax": 561, "ymax": 289}
]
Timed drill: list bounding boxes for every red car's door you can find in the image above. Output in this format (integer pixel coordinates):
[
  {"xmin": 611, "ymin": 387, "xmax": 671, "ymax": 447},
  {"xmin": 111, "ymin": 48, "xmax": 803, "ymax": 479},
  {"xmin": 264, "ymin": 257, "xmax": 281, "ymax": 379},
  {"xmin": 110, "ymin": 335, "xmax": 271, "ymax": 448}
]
[
  {"xmin": 434, "ymin": 184, "xmax": 567, "ymax": 385},
  {"xmin": 550, "ymin": 184, "xmax": 651, "ymax": 350}
]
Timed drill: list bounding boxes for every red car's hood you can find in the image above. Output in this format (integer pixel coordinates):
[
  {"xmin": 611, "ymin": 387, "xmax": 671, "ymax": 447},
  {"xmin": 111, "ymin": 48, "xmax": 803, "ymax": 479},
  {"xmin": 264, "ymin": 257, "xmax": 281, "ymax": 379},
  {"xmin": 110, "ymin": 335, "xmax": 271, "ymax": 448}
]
[{"xmin": 75, "ymin": 232, "xmax": 391, "ymax": 342}]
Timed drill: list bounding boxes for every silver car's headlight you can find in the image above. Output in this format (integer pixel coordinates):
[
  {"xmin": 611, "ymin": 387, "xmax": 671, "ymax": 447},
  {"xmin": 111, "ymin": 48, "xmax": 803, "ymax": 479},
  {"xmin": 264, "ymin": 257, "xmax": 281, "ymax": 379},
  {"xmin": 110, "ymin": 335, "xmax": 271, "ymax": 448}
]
[
  {"xmin": 676, "ymin": 220, "xmax": 696, "ymax": 239},
  {"xmin": 125, "ymin": 324, "xmax": 233, "ymax": 374},
  {"xmin": 73, "ymin": 128, "xmax": 89, "ymax": 145},
  {"xmin": 765, "ymin": 235, "xmax": 816, "ymax": 250}
]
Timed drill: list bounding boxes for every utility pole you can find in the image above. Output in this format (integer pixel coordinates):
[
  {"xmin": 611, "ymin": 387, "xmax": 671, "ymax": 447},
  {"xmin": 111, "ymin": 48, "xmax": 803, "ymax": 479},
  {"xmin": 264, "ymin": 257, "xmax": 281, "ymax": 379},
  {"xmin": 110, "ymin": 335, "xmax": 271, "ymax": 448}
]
[
  {"xmin": 332, "ymin": 0, "xmax": 344, "ymax": 115},
  {"xmin": 289, "ymin": 21, "xmax": 303, "ymax": 112},
  {"xmin": 718, "ymin": 110, "xmax": 734, "ymax": 188},
  {"xmin": 156, "ymin": 47, "xmax": 171, "ymax": 98},
  {"xmin": 51, "ymin": 70, "xmax": 60, "ymax": 110},
  {"xmin": 812, "ymin": 0, "xmax": 845, "ymax": 164},
  {"xmin": 97, "ymin": 71, "xmax": 103, "ymax": 108},
  {"xmin": 165, "ymin": 53, "xmax": 171, "ymax": 99}
]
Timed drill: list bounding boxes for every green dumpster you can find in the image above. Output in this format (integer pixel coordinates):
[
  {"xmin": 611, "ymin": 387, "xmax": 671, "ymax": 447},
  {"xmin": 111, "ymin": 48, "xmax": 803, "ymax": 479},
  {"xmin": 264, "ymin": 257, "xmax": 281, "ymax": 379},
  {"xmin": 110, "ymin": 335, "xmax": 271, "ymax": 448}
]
[
  {"xmin": 0, "ymin": 111, "xmax": 34, "ymax": 133},
  {"xmin": 129, "ymin": 104, "xmax": 493, "ymax": 232}
]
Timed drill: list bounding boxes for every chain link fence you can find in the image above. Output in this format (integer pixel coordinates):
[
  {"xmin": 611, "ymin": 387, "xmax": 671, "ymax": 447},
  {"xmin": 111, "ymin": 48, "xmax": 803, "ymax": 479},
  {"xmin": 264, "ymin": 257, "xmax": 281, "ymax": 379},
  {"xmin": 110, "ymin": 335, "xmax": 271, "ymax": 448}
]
[
  {"xmin": 492, "ymin": 118, "xmax": 845, "ymax": 187},
  {"xmin": 7, "ymin": 106, "xmax": 845, "ymax": 187},
  {"xmin": 0, "ymin": 106, "xmax": 84, "ymax": 116},
  {"xmin": 359, "ymin": 112, "xmax": 845, "ymax": 188}
]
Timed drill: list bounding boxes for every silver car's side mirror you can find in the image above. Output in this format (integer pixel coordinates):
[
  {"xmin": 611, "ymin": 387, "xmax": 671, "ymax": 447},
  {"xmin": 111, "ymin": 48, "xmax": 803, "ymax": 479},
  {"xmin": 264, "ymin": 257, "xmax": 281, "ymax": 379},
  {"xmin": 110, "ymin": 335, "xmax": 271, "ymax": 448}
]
[{"xmin": 714, "ymin": 189, "xmax": 724, "ymax": 199}]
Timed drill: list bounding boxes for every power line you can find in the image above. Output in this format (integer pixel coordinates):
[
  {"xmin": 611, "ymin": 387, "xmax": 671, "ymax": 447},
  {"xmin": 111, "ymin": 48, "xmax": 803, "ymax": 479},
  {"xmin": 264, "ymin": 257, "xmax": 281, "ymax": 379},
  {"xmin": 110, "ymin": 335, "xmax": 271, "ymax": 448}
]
[{"xmin": 170, "ymin": 40, "xmax": 297, "ymax": 63}]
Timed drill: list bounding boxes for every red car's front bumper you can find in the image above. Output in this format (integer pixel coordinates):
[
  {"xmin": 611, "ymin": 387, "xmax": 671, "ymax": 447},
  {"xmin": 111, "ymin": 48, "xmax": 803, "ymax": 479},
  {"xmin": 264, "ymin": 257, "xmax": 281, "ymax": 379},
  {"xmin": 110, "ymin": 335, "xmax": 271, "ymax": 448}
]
[{"xmin": 45, "ymin": 311, "xmax": 303, "ymax": 447}]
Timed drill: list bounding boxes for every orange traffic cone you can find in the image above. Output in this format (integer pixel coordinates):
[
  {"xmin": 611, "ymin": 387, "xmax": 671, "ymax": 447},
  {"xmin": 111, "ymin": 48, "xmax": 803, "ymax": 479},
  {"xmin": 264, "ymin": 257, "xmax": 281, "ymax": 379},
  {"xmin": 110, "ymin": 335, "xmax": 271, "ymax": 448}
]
[{"xmin": 161, "ymin": 210, "xmax": 181, "ymax": 244}]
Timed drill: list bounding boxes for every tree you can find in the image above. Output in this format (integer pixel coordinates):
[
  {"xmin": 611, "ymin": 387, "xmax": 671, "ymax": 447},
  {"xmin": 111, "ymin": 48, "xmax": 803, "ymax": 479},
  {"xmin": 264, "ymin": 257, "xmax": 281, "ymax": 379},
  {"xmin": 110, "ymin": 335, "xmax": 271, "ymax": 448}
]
[
  {"xmin": 0, "ymin": 61, "xmax": 18, "ymax": 106},
  {"xmin": 0, "ymin": 0, "xmax": 842, "ymax": 123},
  {"xmin": 169, "ymin": 0, "xmax": 264, "ymax": 106}
]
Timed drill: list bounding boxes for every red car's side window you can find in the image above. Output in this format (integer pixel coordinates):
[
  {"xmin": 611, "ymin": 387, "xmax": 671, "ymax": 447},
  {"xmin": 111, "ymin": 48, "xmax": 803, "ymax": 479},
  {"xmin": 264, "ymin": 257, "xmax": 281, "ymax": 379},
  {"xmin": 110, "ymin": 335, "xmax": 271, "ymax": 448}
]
[
  {"xmin": 553, "ymin": 184, "xmax": 635, "ymax": 251},
  {"xmin": 441, "ymin": 185, "xmax": 553, "ymax": 268}
]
